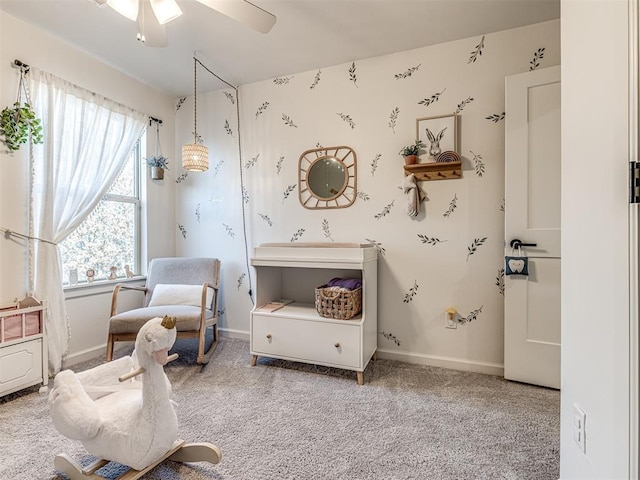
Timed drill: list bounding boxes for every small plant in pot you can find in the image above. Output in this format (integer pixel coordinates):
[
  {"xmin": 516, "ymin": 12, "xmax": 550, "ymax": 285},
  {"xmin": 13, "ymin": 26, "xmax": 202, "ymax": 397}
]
[
  {"xmin": 399, "ymin": 140, "xmax": 425, "ymax": 165},
  {"xmin": 146, "ymin": 155, "xmax": 169, "ymax": 180}
]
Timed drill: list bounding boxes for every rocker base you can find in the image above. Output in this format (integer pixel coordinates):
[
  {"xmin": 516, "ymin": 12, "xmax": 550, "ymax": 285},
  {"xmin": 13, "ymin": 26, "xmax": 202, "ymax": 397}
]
[{"xmin": 54, "ymin": 440, "xmax": 222, "ymax": 480}]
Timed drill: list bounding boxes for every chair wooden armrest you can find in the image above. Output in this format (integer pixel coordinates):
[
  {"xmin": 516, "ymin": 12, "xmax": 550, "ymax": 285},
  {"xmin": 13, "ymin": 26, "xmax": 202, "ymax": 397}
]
[
  {"xmin": 199, "ymin": 283, "xmax": 219, "ymax": 327},
  {"xmin": 111, "ymin": 283, "xmax": 148, "ymax": 317}
]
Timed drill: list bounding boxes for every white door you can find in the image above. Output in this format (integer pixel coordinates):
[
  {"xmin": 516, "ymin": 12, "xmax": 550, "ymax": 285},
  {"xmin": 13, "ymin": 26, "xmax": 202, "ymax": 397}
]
[{"xmin": 504, "ymin": 66, "xmax": 561, "ymax": 389}]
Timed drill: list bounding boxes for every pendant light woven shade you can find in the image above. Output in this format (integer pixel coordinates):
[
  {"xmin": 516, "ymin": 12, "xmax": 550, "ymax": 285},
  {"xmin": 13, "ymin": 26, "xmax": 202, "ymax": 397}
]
[
  {"xmin": 182, "ymin": 57, "xmax": 209, "ymax": 172},
  {"xmin": 182, "ymin": 143, "xmax": 209, "ymax": 172}
]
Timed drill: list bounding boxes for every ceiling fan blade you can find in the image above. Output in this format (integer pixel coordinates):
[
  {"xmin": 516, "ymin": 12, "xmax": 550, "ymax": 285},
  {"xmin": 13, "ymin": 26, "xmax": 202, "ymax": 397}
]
[
  {"xmin": 137, "ymin": 0, "xmax": 168, "ymax": 47},
  {"xmin": 194, "ymin": 0, "xmax": 276, "ymax": 34}
]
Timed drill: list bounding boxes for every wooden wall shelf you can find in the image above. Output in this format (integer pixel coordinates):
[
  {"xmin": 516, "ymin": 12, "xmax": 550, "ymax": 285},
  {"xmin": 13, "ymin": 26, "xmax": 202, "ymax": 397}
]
[{"xmin": 403, "ymin": 161, "xmax": 462, "ymax": 181}]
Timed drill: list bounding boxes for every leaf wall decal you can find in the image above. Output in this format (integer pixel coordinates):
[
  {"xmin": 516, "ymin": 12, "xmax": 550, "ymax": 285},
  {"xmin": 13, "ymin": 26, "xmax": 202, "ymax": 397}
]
[
  {"xmin": 403, "ymin": 280, "xmax": 419, "ymax": 303},
  {"xmin": 460, "ymin": 305, "xmax": 483, "ymax": 324},
  {"xmin": 443, "ymin": 193, "xmax": 458, "ymax": 218},
  {"xmin": 310, "ymin": 69, "xmax": 322, "ymax": 89},
  {"xmin": 496, "ymin": 268, "xmax": 505, "ymax": 296},
  {"xmin": 418, "ymin": 88, "xmax": 446, "ymax": 107},
  {"xmin": 348, "ymin": 62, "xmax": 358, "ymax": 87},
  {"xmin": 379, "ymin": 331, "xmax": 401, "ymax": 346},
  {"xmin": 322, "ymin": 219, "xmax": 334, "ymax": 241},
  {"xmin": 223, "ymin": 223, "xmax": 235, "ymax": 238},
  {"xmin": 282, "ymin": 184, "xmax": 296, "ymax": 202},
  {"xmin": 470, "ymin": 150, "xmax": 485, "ymax": 177},
  {"xmin": 388, "ymin": 107, "xmax": 399, "ymax": 133},
  {"xmin": 290, "ymin": 228, "xmax": 305, "ymax": 242},
  {"xmin": 467, "ymin": 35, "xmax": 485, "ymax": 64},
  {"xmin": 337, "ymin": 112, "xmax": 356, "ymax": 129},
  {"xmin": 370, "ymin": 154, "xmax": 381, "ymax": 176},
  {"xmin": 255, "ymin": 101, "xmax": 269, "ymax": 118},
  {"xmin": 365, "ymin": 238, "xmax": 386, "ymax": 255},
  {"xmin": 485, "ymin": 112, "xmax": 506, "ymax": 123},
  {"xmin": 282, "ymin": 114, "xmax": 298, "ymax": 128},
  {"xmin": 374, "ymin": 200, "xmax": 395, "ymax": 219},
  {"xmin": 394, "ymin": 64, "xmax": 421, "ymax": 79},
  {"xmin": 223, "ymin": 91, "xmax": 235, "ymax": 104},
  {"xmin": 258, "ymin": 213, "xmax": 273, "ymax": 227},
  {"xmin": 529, "ymin": 47, "xmax": 546, "ymax": 71},
  {"xmin": 455, "ymin": 97, "xmax": 474, "ymax": 114},
  {"xmin": 467, "ymin": 237, "xmax": 488, "ymax": 261},
  {"xmin": 273, "ymin": 76, "xmax": 294, "ymax": 85},
  {"xmin": 417, "ymin": 234, "xmax": 447, "ymax": 245}
]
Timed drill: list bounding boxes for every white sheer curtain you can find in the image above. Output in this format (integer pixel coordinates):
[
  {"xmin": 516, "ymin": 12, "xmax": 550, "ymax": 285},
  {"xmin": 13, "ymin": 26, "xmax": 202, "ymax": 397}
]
[{"xmin": 29, "ymin": 69, "xmax": 147, "ymax": 374}]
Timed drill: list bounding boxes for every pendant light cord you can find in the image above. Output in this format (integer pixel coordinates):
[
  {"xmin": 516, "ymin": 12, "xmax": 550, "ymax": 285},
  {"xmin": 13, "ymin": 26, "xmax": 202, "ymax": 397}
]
[
  {"xmin": 193, "ymin": 57, "xmax": 198, "ymax": 144},
  {"xmin": 194, "ymin": 56, "xmax": 253, "ymax": 303}
]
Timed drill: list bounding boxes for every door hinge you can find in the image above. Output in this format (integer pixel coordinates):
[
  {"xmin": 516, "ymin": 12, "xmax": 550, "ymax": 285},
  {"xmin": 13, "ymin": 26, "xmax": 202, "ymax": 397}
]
[{"xmin": 631, "ymin": 162, "xmax": 640, "ymax": 203}]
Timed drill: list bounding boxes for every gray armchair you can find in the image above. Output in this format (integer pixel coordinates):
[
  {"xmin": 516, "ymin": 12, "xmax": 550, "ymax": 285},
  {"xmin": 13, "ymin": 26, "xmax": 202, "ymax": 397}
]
[{"xmin": 106, "ymin": 257, "xmax": 221, "ymax": 364}]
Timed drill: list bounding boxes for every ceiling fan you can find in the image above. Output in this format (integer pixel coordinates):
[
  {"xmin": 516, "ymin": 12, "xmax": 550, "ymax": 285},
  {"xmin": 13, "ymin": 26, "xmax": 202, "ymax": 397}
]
[{"xmin": 95, "ymin": 0, "xmax": 277, "ymax": 47}]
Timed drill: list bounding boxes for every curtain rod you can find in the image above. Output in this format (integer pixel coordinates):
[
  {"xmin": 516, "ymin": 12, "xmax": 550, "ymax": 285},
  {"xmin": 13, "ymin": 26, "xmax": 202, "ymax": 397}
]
[
  {"xmin": 15, "ymin": 59, "xmax": 163, "ymax": 125},
  {"xmin": 13, "ymin": 59, "xmax": 30, "ymax": 72}
]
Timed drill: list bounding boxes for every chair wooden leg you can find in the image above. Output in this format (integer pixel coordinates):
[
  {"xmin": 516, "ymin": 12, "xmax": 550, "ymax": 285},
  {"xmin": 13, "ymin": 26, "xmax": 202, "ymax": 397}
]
[
  {"xmin": 106, "ymin": 334, "xmax": 115, "ymax": 362},
  {"xmin": 197, "ymin": 324, "xmax": 219, "ymax": 364}
]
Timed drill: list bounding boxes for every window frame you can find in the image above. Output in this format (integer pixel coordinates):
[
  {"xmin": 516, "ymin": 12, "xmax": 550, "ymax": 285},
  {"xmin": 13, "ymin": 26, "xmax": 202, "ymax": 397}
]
[{"xmin": 61, "ymin": 138, "xmax": 144, "ymax": 287}]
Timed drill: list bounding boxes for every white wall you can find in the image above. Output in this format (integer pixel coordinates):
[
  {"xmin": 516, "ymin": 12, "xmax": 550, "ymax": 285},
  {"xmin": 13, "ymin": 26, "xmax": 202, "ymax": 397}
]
[
  {"xmin": 174, "ymin": 20, "xmax": 560, "ymax": 373},
  {"xmin": 0, "ymin": 11, "xmax": 176, "ymax": 364},
  {"xmin": 561, "ymin": 0, "xmax": 631, "ymax": 477}
]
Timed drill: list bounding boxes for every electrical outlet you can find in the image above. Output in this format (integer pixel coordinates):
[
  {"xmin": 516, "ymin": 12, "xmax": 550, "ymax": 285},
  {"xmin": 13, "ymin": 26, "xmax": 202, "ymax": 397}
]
[
  {"xmin": 445, "ymin": 312, "xmax": 457, "ymax": 329},
  {"xmin": 573, "ymin": 404, "xmax": 586, "ymax": 453}
]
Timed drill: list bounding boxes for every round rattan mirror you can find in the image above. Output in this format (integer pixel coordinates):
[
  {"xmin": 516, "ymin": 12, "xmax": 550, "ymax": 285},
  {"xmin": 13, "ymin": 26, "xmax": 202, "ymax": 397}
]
[{"xmin": 298, "ymin": 146, "xmax": 357, "ymax": 209}]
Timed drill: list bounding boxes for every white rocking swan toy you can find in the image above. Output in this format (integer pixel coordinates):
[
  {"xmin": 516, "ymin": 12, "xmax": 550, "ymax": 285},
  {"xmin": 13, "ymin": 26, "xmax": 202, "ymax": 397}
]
[{"xmin": 49, "ymin": 316, "xmax": 221, "ymax": 479}]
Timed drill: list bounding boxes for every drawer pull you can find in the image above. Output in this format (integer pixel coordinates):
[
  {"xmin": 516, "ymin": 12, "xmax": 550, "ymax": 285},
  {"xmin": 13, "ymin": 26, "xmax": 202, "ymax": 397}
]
[
  {"xmin": 266, "ymin": 334, "xmax": 272, "ymax": 339},
  {"xmin": 334, "ymin": 342, "xmax": 340, "ymax": 348}
]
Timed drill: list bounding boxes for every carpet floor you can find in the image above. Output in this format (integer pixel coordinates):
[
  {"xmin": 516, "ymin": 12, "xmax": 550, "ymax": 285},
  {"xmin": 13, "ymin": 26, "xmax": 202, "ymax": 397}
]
[{"xmin": 0, "ymin": 337, "xmax": 559, "ymax": 479}]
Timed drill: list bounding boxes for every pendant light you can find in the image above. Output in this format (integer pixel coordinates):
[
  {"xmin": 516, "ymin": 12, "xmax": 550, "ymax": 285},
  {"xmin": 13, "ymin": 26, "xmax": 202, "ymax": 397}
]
[{"xmin": 182, "ymin": 57, "xmax": 209, "ymax": 172}]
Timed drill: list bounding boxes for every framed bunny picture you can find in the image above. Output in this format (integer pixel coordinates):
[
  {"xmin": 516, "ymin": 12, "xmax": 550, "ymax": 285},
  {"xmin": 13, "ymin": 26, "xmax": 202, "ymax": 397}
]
[{"xmin": 416, "ymin": 113, "xmax": 458, "ymax": 162}]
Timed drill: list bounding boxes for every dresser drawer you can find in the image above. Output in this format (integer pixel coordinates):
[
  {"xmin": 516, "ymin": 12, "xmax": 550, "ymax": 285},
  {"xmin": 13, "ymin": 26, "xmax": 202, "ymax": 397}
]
[
  {"xmin": 0, "ymin": 338, "xmax": 43, "ymax": 395},
  {"xmin": 252, "ymin": 314, "xmax": 361, "ymax": 369}
]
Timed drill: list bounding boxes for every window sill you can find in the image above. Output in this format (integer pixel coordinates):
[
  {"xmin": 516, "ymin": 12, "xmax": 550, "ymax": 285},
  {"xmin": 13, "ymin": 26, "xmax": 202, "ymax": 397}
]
[{"xmin": 64, "ymin": 276, "xmax": 146, "ymax": 300}]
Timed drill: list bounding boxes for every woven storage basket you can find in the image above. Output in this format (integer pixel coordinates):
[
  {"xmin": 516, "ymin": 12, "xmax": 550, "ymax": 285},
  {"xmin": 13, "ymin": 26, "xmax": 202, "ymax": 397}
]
[{"xmin": 314, "ymin": 285, "xmax": 362, "ymax": 320}]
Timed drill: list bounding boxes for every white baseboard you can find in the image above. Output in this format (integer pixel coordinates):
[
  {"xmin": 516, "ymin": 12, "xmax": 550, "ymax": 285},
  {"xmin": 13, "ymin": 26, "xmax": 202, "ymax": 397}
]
[
  {"xmin": 62, "ymin": 344, "xmax": 121, "ymax": 369},
  {"xmin": 219, "ymin": 327, "xmax": 250, "ymax": 341},
  {"xmin": 62, "ymin": 331, "xmax": 502, "ymax": 378},
  {"xmin": 376, "ymin": 348, "xmax": 504, "ymax": 377}
]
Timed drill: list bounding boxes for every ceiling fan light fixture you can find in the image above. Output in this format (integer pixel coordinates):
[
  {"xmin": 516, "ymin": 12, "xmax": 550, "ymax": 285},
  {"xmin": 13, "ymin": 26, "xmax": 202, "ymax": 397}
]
[
  {"xmin": 149, "ymin": 0, "xmax": 183, "ymax": 24},
  {"xmin": 106, "ymin": 0, "xmax": 138, "ymax": 21}
]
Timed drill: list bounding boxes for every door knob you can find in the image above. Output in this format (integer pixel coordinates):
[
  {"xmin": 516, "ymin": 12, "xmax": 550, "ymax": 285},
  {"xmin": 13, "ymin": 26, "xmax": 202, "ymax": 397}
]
[{"xmin": 510, "ymin": 239, "xmax": 537, "ymax": 249}]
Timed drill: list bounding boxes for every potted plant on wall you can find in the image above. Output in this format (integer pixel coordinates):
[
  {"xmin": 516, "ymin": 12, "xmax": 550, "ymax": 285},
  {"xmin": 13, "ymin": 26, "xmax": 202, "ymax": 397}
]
[
  {"xmin": 0, "ymin": 65, "xmax": 43, "ymax": 152},
  {"xmin": 399, "ymin": 140, "xmax": 425, "ymax": 165},
  {"xmin": 146, "ymin": 119, "xmax": 167, "ymax": 180},
  {"xmin": 146, "ymin": 154, "xmax": 169, "ymax": 180}
]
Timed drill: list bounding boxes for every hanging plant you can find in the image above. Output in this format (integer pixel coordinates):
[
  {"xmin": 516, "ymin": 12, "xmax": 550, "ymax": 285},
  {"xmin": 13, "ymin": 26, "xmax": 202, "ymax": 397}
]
[
  {"xmin": 145, "ymin": 120, "xmax": 168, "ymax": 180},
  {"xmin": 0, "ymin": 66, "xmax": 43, "ymax": 152}
]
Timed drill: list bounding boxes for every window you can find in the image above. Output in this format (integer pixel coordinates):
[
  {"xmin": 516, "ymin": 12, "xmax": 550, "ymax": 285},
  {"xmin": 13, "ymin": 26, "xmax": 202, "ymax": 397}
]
[{"xmin": 60, "ymin": 138, "xmax": 143, "ymax": 285}]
